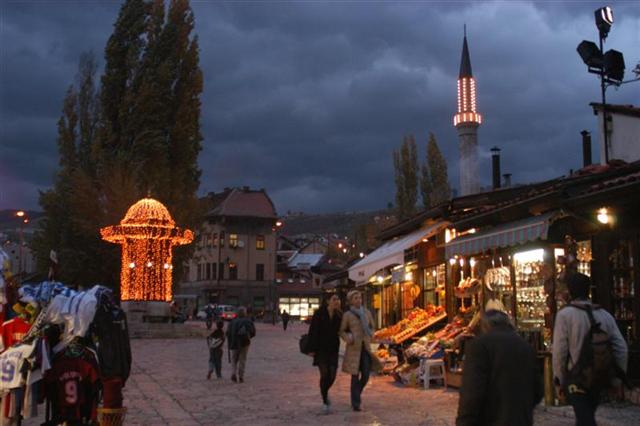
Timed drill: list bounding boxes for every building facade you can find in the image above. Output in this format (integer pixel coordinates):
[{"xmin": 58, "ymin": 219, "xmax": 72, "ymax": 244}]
[{"xmin": 178, "ymin": 188, "xmax": 278, "ymax": 314}]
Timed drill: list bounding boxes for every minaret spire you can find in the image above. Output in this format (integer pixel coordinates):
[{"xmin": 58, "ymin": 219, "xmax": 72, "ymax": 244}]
[{"xmin": 454, "ymin": 28, "xmax": 482, "ymax": 196}]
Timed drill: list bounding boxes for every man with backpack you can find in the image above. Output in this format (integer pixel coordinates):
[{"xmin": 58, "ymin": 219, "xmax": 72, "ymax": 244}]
[
  {"xmin": 552, "ymin": 273, "xmax": 628, "ymax": 426},
  {"xmin": 226, "ymin": 306, "xmax": 256, "ymax": 383}
]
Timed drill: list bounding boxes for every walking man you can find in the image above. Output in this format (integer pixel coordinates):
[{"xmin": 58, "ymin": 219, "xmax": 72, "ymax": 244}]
[
  {"xmin": 281, "ymin": 310, "xmax": 290, "ymax": 331},
  {"xmin": 226, "ymin": 306, "xmax": 256, "ymax": 383},
  {"xmin": 456, "ymin": 310, "xmax": 543, "ymax": 426},
  {"xmin": 553, "ymin": 273, "xmax": 628, "ymax": 426},
  {"xmin": 340, "ymin": 290, "xmax": 381, "ymax": 412}
]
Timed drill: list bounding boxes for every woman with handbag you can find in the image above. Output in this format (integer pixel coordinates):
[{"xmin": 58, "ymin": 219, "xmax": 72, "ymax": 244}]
[
  {"xmin": 307, "ymin": 294, "xmax": 342, "ymax": 414},
  {"xmin": 340, "ymin": 290, "xmax": 382, "ymax": 412}
]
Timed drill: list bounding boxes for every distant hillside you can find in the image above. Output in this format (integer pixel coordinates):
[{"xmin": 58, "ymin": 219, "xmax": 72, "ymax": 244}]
[{"xmin": 281, "ymin": 209, "xmax": 395, "ymax": 237}]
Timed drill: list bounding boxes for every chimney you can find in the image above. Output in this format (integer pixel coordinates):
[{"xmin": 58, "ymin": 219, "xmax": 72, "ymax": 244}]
[
  {"xmin": 581, "ymin": 130, "xmax": 592, "ymax": 167},
  {"xmin": 491, "ymin": 147, "xmax": 501, "ymax": 190},
  {"xmin": 503, "ymin": 173, "xmax": 512, "ymax": 188}
]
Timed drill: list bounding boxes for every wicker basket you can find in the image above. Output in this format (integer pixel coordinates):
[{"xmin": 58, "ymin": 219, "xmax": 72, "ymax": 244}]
[{"xmin": 97, "ymin": 407, "xmax": 127, "ymax": 426}]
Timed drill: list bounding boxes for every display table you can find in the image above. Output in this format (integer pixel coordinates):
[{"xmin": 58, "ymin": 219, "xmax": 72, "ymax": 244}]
[{"xmin": 375, "ymin": 313, "xmax": 447, "ymax": 345}]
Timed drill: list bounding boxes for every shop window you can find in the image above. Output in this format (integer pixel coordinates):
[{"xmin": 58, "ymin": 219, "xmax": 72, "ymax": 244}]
[
  {"xmin": 513, "ymin": 249, "xmax": 546, "ymax": 330},
  {"xmin": 609, "ymin": 240, "xmax": 635, "ymax": 339},
  {"xmin": 229, "ymin": 233, "xmax": 238, "ymax": 248},
  {"xmin": 256, "ymin": 235, "xmax": 265, "ymax": 250},
  {"xmin": 576, "ymin": 240, "xmax": 592, "ymax": 276},
  {"xmin": 229, "ymin": 263, "xmax": 238, "ymax": 280},
  {"xmin": 256, "ymin": 263, "xmax": 264, "ymax": 281}
]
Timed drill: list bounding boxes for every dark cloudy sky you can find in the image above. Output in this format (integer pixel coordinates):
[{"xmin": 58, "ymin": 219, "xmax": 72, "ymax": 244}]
[{"xmin": 1, "ymin": 1, "xmax": 639, "ymax": 214}]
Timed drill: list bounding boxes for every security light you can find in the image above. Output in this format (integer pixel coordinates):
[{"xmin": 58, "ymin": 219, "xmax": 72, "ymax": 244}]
[
  {"xmin": 595, "ymin": 6, "xmax": 613, "ymax": 39},
  {"xmin": 603, "ymin": 49, "xmax": 625, "ymax": 83},
  {"xmin": 577, "ymin": 40, "xmax": 603, "ymax": 69}
]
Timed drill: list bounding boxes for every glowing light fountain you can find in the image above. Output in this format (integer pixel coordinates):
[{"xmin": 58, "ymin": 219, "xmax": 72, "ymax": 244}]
[{"xmin": 101, "ymin": 198, "xmax": 193, "ymax": 334}]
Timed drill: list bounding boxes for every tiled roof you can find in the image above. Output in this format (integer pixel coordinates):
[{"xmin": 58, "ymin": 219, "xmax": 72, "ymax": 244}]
[
  {"xmin": 579, "ymin": 170, "xmax": 640, "ymax": 196},
  {"xmin": 207, "ymin": 188, "xmax": 277, "ymax": 219}
]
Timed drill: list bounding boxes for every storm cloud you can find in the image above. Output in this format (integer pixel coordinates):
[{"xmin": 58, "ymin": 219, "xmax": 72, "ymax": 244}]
[{"xmin": 1, "ymin": 1, "xmax": 639, "ymax": 214}]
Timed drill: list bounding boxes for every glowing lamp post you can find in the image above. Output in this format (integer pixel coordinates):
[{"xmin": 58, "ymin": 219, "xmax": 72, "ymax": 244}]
[{"xmin": 101, "ymin": 198, "xmax": 194, "ymax": 302}]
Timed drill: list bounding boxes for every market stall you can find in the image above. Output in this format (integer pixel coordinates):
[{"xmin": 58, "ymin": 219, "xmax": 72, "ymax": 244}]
[{"xmin": 0, "ymin": 277, "xmax": 132, "ymax": 425}]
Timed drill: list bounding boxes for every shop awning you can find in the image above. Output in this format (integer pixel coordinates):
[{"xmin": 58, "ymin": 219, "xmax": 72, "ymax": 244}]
[
  {"xmin": 348, "ymin": 221, "xmax": 448, "ymax": 286},
  {"xmin": 445, "ymin": 211, "xmax": 562, "ymax": 258}
]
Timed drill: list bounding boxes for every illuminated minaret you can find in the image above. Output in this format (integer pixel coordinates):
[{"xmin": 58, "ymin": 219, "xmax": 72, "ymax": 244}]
[{"xmin": 454, "ymin": 27, "xmax": 482, "ymax": 196}]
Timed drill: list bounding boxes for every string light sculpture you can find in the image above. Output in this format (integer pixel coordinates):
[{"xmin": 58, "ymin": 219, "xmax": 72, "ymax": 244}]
[{"xmin": 101, "ymin": 198, "xmax": 194, "ymax": 302}]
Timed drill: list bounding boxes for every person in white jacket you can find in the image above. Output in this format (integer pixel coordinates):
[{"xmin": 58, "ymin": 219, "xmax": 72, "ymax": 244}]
[{"xmin": 552, "ymin": 273, "xmax": 627, "ymax": 426}]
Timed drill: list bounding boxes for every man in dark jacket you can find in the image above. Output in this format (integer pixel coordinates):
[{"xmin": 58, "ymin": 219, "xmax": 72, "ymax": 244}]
[
  {"xmin": 226, "ymin": 306, "xmax": 256, "ymax": 383},
  {"xmin": 456, "ymin": 310, "xmax": 543, "ymax": 426}
]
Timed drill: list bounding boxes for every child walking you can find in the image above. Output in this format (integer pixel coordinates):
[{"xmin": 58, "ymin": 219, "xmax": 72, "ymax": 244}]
[{"xmin": 207, "ymin": 320, "xmax": 225, "ymax": 379}]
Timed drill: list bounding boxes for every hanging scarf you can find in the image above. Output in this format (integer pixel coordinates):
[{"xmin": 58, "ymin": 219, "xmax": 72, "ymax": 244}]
[{"xmin": 350, "ymin": 306, "xmax": 372, "ymax": 337}]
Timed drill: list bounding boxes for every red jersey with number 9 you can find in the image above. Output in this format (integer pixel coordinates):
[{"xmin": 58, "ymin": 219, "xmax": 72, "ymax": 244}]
[{"xmin": 46, "ymin": 355, "xmax": 98, "ymax": 422}]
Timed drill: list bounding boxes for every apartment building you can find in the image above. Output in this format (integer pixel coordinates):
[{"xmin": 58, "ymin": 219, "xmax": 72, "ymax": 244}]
[{"xmin": 179, "ymin": 187, "xmax": 278, "ymax": 313}]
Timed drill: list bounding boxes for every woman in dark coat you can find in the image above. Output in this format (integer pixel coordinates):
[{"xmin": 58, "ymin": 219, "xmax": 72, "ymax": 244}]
[{"xmin": 307, "ymin": 294, "xmax": 342, "ymax": 414}]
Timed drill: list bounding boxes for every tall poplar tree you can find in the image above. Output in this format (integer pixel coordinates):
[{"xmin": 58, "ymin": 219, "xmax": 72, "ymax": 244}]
[
  {"xmin": 393, "ymin": 135, "xmax": 418, "ymax": 220},
  {"xmin": 34, "ymin": 0, "xmax": 204, "ymax": 290},
  {"xmin": 420, "ymin": 133, "xmax": 451, "ymax": 209}
]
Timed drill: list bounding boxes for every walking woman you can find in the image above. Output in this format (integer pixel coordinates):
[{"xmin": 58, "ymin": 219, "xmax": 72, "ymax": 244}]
[
  {"xmin": 307, "ymin": 294, "xmax": 342, "ymax": 414},
  {"xmin": 340, "ymin": 290, "xmax": 382, "ymax": 412}
]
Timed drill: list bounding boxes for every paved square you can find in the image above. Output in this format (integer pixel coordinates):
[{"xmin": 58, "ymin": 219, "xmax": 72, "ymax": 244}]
[{"xmin": 23, "ymin": 322, "xmax": 640, "ymax": 425}]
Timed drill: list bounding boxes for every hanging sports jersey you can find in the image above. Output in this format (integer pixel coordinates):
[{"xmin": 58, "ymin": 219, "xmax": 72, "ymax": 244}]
[
  {"xmin": 46, "ymin": 353, "xmax": 99, "ymax": 422},
  {"xmin": 0, "ymin": 340, "xmax": 37, "ymax": 392},
  {"xmin": 0, "ymin": 317, "xmax": 31, "ymax": 352}
]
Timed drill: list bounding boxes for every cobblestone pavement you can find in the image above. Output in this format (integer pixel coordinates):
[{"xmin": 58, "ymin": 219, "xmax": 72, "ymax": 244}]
[{"xmin": 24, "ymin": 322, "xmax": 640, "ymax": 425}]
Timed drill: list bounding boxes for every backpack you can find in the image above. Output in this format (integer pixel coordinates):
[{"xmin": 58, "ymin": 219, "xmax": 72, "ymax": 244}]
[
  {"xmin": 566, "ymin": 304, "xmax": 615, "ymax": 392},
  {"xmin": 236, "ymin": 322, "xmax": 251, "ymax": 348}
]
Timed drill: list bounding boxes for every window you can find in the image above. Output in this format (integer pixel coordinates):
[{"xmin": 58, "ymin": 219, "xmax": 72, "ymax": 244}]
[
  {"xmin": 197, "ymin": 263, "xmax": 202, "ymax": 281},
  {"xmin": 229, "ymin": 263, "xmax": 238, "ymax": 280},
  {"xmin": 229, "ymin": 233, "xmax": 239, "ymax": 248},
  {"xmin": 219, "ymin": 231, "xmax": 225, "ymax": 247},
  {"xmin": 256, "ymin": 263, "xmax": 264, "ymax": 281},
  {"xmin": 256, "ymin": 235, "xmax": 265, "ymax": 250},
  {"xmin": 212, "ymin": 233, "xmax": 217, "ymax": 247},
  {"xmin": 211, "ymin": 263, "xmax": 217, "ymax": 280},
  {"xmin": 253, "ymin": 296, "xmax": 265, "ymax": 309},
  {"xmin": 218, "ymin": 263, "xmax": 225, "ymax": 280},
  {"xmin": 205, "ymin": 234, "xmax": 212, "ymax": 248},
  {"xmin": 205, "ymin": 263, "xmax": 211, "ymax": 280}
]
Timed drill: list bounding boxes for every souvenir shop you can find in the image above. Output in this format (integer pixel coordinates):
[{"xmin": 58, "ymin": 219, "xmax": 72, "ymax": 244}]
[
  {"xmin": 0, "ymin": 250, "xmax": 132, "ymax": 425},
  {"xmin": 348, "ymin": 222, "xmax": 447, "ymax": 329}
]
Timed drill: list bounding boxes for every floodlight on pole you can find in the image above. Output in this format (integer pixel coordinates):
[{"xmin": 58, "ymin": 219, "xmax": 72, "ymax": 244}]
[
  {"xmin": 603, "ymin": 49, "xmax": 625, "ymax": 83},
  {"xmin": 576, "ymin": 6, "xmax": 626, "ymax": 164},
  {"xmin": 595, "ymin": 6, "xmax": 613, "ymax": 39},
  {"xmin": 577, "ymin": 40, "xmax": 603, "ymax": 70}
]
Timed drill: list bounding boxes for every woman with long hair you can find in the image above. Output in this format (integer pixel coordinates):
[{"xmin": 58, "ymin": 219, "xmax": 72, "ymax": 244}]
[{"xmin": 307, "ymin": 293, "xmax": 342, "ymax": 414}]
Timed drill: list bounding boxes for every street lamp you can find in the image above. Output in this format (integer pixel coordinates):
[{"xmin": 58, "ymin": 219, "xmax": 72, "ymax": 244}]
[
  {"xmin": 577, "ymin": 5, "xmax": 626, "ymax": 164},
  {"xmin": 15, "ymin": 210, "xmax": 27, "ymax": 276}
]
